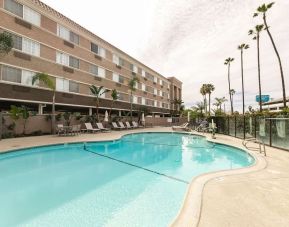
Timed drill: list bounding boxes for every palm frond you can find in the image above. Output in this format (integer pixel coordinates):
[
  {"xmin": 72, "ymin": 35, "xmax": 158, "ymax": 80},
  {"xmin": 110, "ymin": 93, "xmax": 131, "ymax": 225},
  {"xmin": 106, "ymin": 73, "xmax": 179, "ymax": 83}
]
[{"xmin": 32, "ymin": 73, "xmax": 55, "ymax": 90}]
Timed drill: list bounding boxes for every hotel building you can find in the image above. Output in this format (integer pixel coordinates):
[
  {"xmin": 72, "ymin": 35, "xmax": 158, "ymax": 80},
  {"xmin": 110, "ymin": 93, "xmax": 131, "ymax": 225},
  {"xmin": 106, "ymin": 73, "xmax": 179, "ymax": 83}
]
[{"xmin": 0, "ymin": 0, "xmax": 182, "ymax": 116}]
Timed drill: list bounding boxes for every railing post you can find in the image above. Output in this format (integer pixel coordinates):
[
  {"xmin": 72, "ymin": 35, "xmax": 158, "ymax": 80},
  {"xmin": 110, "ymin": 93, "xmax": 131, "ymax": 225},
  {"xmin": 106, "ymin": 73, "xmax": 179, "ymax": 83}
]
[
  {"xmin": 254, "ymin": 116, "xmax": 257, "ymax": 138},
  {"xmin": 234, "ymin": 116, "xmax": 237, "ymax": 137},
  {"xmin": 269, "ymin": 119, "xmax": 272, "ymax": 147}
]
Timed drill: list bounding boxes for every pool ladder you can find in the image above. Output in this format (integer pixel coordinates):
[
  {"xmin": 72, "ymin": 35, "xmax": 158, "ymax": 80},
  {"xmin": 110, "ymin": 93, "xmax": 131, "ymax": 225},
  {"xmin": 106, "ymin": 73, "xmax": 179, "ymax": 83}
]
[{"xmin": 242, "ymin": 138, "xmax": 266, "ymax": 156}]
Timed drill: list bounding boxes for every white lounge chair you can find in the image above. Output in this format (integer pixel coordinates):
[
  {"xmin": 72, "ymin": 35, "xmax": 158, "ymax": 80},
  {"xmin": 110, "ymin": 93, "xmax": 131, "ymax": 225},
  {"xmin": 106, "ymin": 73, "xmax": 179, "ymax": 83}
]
[
  {"xmin": 172, "ymin": 122, "xmax": 189, "ymax": 131},
  {"xmin": 82, "ymin": 123, "xmax": 101, "ymax": 133},
  {"xmin": 96, "ymin": 122, "xmax": 111, "ymax": 132},
  {"xmin": 125, "ymin": 122, "xmax": 133, "ymax": 129},
  {"xmin": 112, "ymin": 122, "xmax": 122, "ymax": 130},
  {"xmin": 132, "ymin": 121, "xmax": 143, "ymax": 128},
  {"xmin": 118, "ymin": 122, "xmax": 127, "ymax": 129}
]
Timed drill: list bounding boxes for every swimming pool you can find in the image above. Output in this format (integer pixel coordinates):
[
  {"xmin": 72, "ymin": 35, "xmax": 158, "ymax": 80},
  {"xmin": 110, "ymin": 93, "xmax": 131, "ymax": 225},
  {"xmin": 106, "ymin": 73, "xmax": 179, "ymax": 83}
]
[{"xmin": 0, "ymin": 132, "xmax": 254, "ymax": 226}]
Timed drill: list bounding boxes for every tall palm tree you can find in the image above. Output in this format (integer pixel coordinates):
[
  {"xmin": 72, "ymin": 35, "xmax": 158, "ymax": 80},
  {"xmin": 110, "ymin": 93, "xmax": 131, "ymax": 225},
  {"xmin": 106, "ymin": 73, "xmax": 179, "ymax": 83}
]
[
  {"xmin": 90, "ymin": 85, "xmax": 108, "ymax": 122},
  {"xmin": 32, "ymin": 73, "xmax": 56, "ymax": 134},
  {"xmin": 0, "ymin": 32, "xmax": 13, "ymax": 140},
  {"xmin": 206, "ymin": 84, "xmax": 215, "ymax": 115},
  {"xmin": 230, "ymin": 89, "xmax": 236, "ymax": 112},
  {"xmin": 221, "ymin": 97, "xmax": 228, "ymax": 113},
  {"xmin": 238, "ymin": 44, "xmax": 249, "ymax": 115},
  {"xmin": 109, "ymin": 89, "xmax": 119, "ymax": 118},
  {"xmin": 224, "ymin": 57, "xmax": 234, "ymax": 114},
  {"xmin": 128, "ymin": 77, "xmax": 139, "ymax": 120},
  {"xmin": 200, "ymin": 84, "xmax": 207, "ymax": 115},
  {"xmin": 254, "ymin": 2, "xmax": 287, "ymax": 108},
  {"xmin": 249, "ymin": 24, "xmax": 264, "ymax": 112}
]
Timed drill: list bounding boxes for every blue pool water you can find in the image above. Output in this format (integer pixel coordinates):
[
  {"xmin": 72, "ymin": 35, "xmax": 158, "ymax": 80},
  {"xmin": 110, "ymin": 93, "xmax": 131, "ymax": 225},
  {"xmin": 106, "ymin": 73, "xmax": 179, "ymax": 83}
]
[{"xmin": 0, "ymin": 133, "xmax": 254, "ymax": 226}]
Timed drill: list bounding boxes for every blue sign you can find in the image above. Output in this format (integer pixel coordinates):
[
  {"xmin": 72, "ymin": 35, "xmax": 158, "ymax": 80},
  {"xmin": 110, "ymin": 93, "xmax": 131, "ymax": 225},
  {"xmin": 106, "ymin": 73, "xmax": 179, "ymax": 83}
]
[{"xmin": 256, "ymin": 95, "xmax": 270, "ymax": 103}]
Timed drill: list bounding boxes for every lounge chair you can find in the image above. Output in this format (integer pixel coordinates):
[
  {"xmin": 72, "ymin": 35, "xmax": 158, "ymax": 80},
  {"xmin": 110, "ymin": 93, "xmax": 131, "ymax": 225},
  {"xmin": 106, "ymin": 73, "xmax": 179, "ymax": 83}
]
[
  {"xmin": 112, "ymin": 122, "xmax": 122, "ymax": 130},
  {"xmin": 81, "ymin": 123, "xmax": 101, "ymax": 133},
  {"xmin": 56, "ymin": 124, "xmax": 65, "ymax": 135},
  {"xmin": 71, "ymin": 124, "xmax": 81, "ymax": 135},
  {"xmin": 96, "ymin": 122, "xmax": 111, "ymax": 132},
  {"xmin": 172, "ymin": 122, "xmax": 189, "ymax": 131},
  {"xmin": 132, "ymin": 121, "xmax": 143, "ymax": 128},
  {"xmin": 125, "ymin": 122, "xmax": 133, "ymax": 129},
  {"xmin": 118, "ymin": 122, "xmax": 127, "ymax": 129}
]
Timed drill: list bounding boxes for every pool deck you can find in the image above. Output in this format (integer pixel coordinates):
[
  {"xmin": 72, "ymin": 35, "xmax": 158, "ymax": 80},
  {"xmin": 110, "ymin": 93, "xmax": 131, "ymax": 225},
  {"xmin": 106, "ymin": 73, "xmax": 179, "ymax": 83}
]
[{"xmin": 0, "ymin": 127, "xmax": 289, "ymax": 226}]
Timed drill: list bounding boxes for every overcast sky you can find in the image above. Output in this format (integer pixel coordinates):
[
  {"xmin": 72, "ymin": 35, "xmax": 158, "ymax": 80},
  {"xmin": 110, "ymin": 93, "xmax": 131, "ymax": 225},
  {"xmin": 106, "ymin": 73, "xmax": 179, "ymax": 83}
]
[{"xmin": 41, "ymin": 0, "xmax": 289, "ymax": 112}]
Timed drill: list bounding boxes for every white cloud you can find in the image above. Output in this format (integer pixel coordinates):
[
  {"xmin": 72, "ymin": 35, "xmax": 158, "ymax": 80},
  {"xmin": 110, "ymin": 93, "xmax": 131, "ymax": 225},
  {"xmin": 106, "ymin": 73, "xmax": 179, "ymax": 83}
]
[{"xmin": 41, "ymin": 0, "xmax": 289, "ymax": 112}]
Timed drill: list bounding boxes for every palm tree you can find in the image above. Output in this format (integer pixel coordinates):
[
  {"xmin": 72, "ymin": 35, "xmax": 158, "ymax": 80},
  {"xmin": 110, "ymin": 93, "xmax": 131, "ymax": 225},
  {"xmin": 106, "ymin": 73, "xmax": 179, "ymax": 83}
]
[
  {"xmin": 213, "ymin": 98, "xmax": 223, "ymax": 111},
  {"xmin": 90, "ymin": 85, "xmax": 108, "ymax": 122},
  {"xmin": 206, "ymin": 84, "xmax": 215, "ymax": 115},
  {"xmin": 249, "ymin": 24, "xmax": 264, "ymax": 112},
  {"xmin": 254, "ymin": 2, "xmax": 287, "ymax": 108},
  {"xmin": 230, "ymin": 89, "xmax": 236, "ymax": 111},
  {"xmin": 193, "ymin": 102, "xmax": 205, "ymax": 115},
  {"xmin": 238, "ymin": 44, "xmax": 249, "ymax": 115},
  {"xmin": 172, "ymin": 99, "xmax": 184, "ymax": 115},
  {"xmin": 128, "ymin": 77, "xmax": 139, "ymax": 120},
  {"xmin": 109, "ymin": 89, "xmax": 119, "ymax": 118},
  {"xmin": 224, "ymin": 57, "xmax": 234, "ymax": 114},
  {"xmin": 32, "ymin": 73, "xmax": 56, "ymax": 134},
  {"xmin": 0, "ymin": 32, "xmax": 13, "ymax": 140},
  {"xmin": 221, "ymin": 97, "xmax": 228, "ymax": 113},
  {"xmin": 200, "ymin": 84, "xmax": 207, "ymax": 115}
]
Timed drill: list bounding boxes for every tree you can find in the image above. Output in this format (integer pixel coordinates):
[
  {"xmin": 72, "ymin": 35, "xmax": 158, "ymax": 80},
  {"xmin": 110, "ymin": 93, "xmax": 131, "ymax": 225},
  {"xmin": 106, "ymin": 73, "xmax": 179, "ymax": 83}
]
[
  {"xmin": 32, "ymin": 73, "xmax": 56, "ymax": 134},
  {"xmin": 249, "ymin": 24, "xmax": 265, "ymax": 112},
  {"xmin": 200, "ymin": 84, "xmax": 207, "ymax": 115},
  {"xmin": 238, "ymin": 44, "xmax": 249, "ymax": 115},
  {"xmin": 254, "ymin": 2, "xmax": 287, "ymax": 108},
  {"xmin": 109, "ymin": 89, "xmax": 119, "ymax": 118},
  {"xmin": 213, "ymin": 97, "xmax": 227, "ymax": 112},
  {"xmin": 0, "ymin": 32, "xmax": 13, "ymax": 140},
  {"xmin": 9, "ymin": 105, "xmax": 30, "ymax": 135},
  {"xmin": 206, "ymin": 84, "xmax": 215, "ymax": 115},
  {"xmin": 0, "ymin": 32, "xmax": 13, "ymax": 55},
  {"xmin": 128, "ymin": 77, "xmax": 139, "ymax": 120},
  {"xmin": 193, "ymin": 102, "xmax": 205, "ymax": 116},
  {"xmin": 224, "ymin": 57, "xmax": 234, "ymax": 114},
  {"xmin": 230, "ymin": 89, "xmax": 236, "ymax": 111},
  {"xmin": 90, "ymin": 85, "xmax": 108, "ymax": 122},
  {"xmin": 171, "ymin": 99, "xmax": 184, "ymax": 115}
]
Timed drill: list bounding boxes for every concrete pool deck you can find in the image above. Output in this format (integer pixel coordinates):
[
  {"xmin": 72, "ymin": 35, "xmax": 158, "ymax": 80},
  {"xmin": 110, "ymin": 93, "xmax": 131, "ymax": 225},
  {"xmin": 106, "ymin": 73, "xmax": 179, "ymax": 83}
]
[{"xmin": 0, "ymin": 127, "xmax": 288, "ymax": 226}]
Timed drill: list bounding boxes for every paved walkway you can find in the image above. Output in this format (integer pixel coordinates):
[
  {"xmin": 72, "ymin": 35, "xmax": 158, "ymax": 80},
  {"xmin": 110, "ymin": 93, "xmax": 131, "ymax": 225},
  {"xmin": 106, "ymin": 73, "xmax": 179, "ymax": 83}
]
[{"xmin": 0, "ymin": 128, "xmax": 289, "ymax": 226}]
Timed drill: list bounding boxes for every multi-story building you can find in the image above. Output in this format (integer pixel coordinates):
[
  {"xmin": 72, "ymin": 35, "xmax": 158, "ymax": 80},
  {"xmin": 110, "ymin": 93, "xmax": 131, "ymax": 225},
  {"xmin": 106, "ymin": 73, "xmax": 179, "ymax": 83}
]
[{"xmin": 0, "ymin": 0, "xmax": 182, "ymax": 116}]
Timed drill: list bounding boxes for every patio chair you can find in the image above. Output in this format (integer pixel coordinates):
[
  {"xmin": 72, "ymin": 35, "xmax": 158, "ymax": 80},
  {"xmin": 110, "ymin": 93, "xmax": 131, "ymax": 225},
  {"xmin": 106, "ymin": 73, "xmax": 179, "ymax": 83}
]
[
  {"xmin": 172, "ymin": 122, "xmax": 189, "ymax": 131},
  {"xmin": 132, "ymin": 121, "xmax": 143, "ymax": 128},
  {"xmin": 81, "ymin": 123, "xmax": 101, "ymax": 133},
  {"xmin": 96, "ymin": 122, "xmax": 111, "ymax": 132},
  {"xmin": 125, "ymin": 122, "xmax": 133, "ymax": 129},
  {"xmin": 112, "ymin": 122, "xmax": 122, "ymax": 130},
  {"xmin": 56, "ymin": 124, "xmax": 65, "ymax": 136},
  {"xmin": 71, "ymin": 124, "xmax": 81, "ymax": 135},
  {"xmin": 118, "ymin": 122, "xmax": 127, "ymax": 129}
]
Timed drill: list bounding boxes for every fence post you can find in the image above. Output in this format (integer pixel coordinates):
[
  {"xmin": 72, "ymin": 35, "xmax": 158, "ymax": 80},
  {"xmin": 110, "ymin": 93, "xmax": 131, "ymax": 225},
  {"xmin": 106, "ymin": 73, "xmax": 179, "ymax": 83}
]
[
  {"xmin": 227, "ymin": 116, "xmax": 230, "ymax": 135},
  {"xmin": 269, "ymin": 119, "xmax": 272, "ymax": 147},
  {"xmin": 234, "ymin": 116, "xmax": 237, "ymax": 137}
]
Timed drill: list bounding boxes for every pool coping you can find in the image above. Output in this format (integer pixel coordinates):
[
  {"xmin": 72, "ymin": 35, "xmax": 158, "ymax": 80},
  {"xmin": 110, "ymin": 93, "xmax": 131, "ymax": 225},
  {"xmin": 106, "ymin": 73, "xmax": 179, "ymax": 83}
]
[
  {"xmin": 170, "ymin": 131, "xmax": 267, "ymax": 227},
  {"xmin": 0, "ymin": 129, "xmax": 267, "ymax": 226}
]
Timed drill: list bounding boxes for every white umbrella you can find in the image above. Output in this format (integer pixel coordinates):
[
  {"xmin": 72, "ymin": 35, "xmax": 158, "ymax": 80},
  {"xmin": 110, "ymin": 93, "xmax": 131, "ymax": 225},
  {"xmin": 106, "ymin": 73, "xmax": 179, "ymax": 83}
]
[
  {"xmin": 104, "ymin": 110, "xmax": 108, "ymax": 122},
  {"xmin": 142, "ymin": 113, "xmax": 145, "ymax": 122},
  {"xmin": 187, "ymin": 112, "xmax": 190, "ymax": 122}
]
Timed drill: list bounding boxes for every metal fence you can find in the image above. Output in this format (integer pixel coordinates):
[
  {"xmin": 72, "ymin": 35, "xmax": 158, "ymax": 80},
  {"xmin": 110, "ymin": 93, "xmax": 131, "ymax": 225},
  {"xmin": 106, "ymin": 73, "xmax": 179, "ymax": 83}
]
[{"xmin": 212, "ymin": 116, "xmax": 289, "ymax": 151}]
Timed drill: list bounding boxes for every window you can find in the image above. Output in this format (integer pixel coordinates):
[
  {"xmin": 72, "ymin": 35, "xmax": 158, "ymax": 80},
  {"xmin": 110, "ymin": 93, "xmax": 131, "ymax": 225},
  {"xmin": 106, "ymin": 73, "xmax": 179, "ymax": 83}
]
[
  {"xmin": 133, "ymin": 96, "xmax": 138, "ymax": 104},
  {"xmin": 70, "ymin": 32, "xmax": 79, "ymax": 45},
  {"xmin": 113, "ymin": 54, "xmax": 124, "ymax": 66},
  {"xmin": 56, "ymin": 52, "xmax": 69, "ymax": 66},
  {"xmin": 57, "ymin": 24, "xmax": 79, "ymax": 44},
  {"xmin": 23, "ymin": 6, "xmax": 40, "ymax": 26},
  {"xmin": 69, "ymin": 81, "xmax": 79, "ymax": 93},
  {"xmin": 142, "ymin": 69, "xmax": 145, "ymax": 77},
  {"xmin": 145, "ymin": 72, "xmax": 154, "ymax": 81},
  {"xmin": 4, "ymin": 0, "xmax": 23, "ymax": 17},
  {"xmin": 1, "ymin": 65, "xmax": 37, "ymax": 86},
  {"xmin": 10, "ymin": 33, "xmax": 22, "ymax": 50},
  {"xmin": 154, "ymin": 76, "xmax": 158, "ymax": 83},
  {"xmin": 112, "ymin": 73, "xmax": 124, "ymax": 83},
  {"xmin": 142, "ymin": 97, "xmax": 146, "ymax": 105},
  {"xmin": 91, "ymin": 43, "xmax": 105, "ymax": 57},
  {"xmin": 22, "ymin": 38, "xmax": 40, "ymax": 56},
  {"xmin": 56, "ymin": 78, "xmax": 69, "ymax": 92},
  {"xmin": 146, "ymin": 86, "xmax": 154, "ymax": 93},
  {"xmin": 159, "ymin": 90, "xmax": 162, "ymax": 97},
  {"xmin": 154, "ymin": 100, "xmax": 157, "ymax": 107},
  {"xmin": 141, "ymin": 83, "xmax": 146, "ymax": 91},
  {"xmin": 154, "ymin": 88, "xmax": 157, "ymax": 95},
  {"xmin": 2, "ymin": 65, "xmax": 21, "ymax": 83},
  {"xmin": 89, "ymin": 65, "xmax": 105, "ymax": 78},
  {"xmin": 4, "ymin": 0, "xmax": 40, "ymax": 26},
  {"xmin": 159, "ymin": 79, "xmax": 163, "ymax": 85},
  {"xmin": 146, "ymin": 99, "xmax": 154, "ymax": 106},
  {"xmin": 130, "ymin": 64, "xmax": 137, "ymax": 73},
  {"xmin": 69, "ymin": 56, "xmax": 79, "ymax": 69}
]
